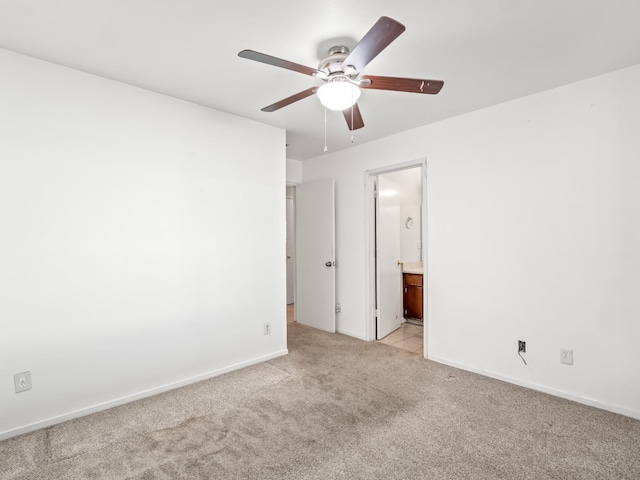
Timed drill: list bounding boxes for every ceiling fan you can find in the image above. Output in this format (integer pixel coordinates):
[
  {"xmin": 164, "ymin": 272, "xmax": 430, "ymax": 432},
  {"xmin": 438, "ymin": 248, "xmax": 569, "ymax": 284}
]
[{"xmin": 238, "ymin": 16, "xmax": 444, "ymax": 131}]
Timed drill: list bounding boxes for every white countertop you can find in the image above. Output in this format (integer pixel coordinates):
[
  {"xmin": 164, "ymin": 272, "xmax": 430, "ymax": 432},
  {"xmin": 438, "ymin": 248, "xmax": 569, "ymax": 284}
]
[{"xmin": 402, "ymin": 261, "xmax": 423, "ymax": 275}]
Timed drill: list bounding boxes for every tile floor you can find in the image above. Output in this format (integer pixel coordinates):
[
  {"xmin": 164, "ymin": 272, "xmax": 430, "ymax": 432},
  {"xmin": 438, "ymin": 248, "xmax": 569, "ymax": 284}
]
[
  {"xmin": 378, "ymin": 323, "xmax": 424, "ymax": 356},
  {"xmin": 288, "ymin": 304, "xmax": 423, "ymax": 356}
]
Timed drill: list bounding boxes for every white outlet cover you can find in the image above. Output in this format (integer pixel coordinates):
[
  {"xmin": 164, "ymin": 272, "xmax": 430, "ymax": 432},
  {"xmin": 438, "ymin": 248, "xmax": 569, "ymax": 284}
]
[
  {"xmin": 14, "ymin": 371, "xmax": 32, "ymax": 393},
  {"xmin": 560, "ymin": 348, "xmax": 574, "ymax": 365}
]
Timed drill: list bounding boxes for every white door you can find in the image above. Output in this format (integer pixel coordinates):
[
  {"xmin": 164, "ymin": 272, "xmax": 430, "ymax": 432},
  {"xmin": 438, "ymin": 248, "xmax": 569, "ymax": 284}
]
[
  {"xmin": 295, "ymin": 179, "xmax": 336, "ymax": 333},
  {"xmin": 376, "ymin": 176, "xmax": 403, "ymax": 339},
  {"xmin": 286, "ymin": 191, "xmax": 295, "ymax": 304}
]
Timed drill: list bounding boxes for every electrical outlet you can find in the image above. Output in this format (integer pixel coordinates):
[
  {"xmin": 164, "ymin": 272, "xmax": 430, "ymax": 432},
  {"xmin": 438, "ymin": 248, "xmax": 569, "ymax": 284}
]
[
  {"xmin": 560, "ymin": 348, "xmax": 573, "ymax": 365},
  {"xmin": 263, "ymin": 322, "xmax": 271, "ymax": 335},
  {"xmin": 518, "ymin": 340, "xmax": 526, "ymax": 353},
  {"xmin": 14, "ymin": 371, "xmax": 32, "ymax": 393}
]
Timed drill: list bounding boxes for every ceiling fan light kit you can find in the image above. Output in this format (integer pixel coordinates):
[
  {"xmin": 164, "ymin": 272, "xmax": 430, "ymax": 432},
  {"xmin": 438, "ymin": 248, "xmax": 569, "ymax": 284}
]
[
  {"xmin": 317, "ymin": 80, "xmax": 360, "ymax": 111},
  {"xmin": 239, "ymin": 16, "xmax": 444, "ymax": 134}
]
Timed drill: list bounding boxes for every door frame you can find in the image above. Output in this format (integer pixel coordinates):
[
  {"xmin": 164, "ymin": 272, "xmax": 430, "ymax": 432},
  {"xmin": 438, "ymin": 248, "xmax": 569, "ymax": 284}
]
[{"xmin": 364, "ymin": 159, "xmax": 428, "ymax": 355}]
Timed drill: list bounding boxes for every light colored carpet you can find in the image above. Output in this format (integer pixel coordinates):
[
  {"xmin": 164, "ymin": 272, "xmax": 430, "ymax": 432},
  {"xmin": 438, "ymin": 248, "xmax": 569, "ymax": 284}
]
[{"xmin": 1, "ymin": 322, "xmax": 639, "ymax": 479}]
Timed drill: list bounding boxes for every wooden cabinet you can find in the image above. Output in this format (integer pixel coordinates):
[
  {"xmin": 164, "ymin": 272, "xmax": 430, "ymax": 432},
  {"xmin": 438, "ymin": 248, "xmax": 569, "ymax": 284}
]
[{"xmin": 403, "ymin": 273, "xmax": 423, "ymax": 322}]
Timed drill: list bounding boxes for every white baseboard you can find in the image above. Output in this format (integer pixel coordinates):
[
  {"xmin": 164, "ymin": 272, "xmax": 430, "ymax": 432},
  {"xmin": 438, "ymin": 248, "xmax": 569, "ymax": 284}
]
[
  {"xmin": 428, "ymin": 354, "xmax": 640, "ymax": 421},
  {"xmin": 0, "ymin": 349, "xmax": 289, "ymax": 441}
]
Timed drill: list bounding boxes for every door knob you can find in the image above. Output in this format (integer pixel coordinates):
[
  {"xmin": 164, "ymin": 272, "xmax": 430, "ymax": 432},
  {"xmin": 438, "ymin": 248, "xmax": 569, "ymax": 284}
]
[{"xmin": 325, "ymin": 261, "xmax": 334, "ymax": 267}]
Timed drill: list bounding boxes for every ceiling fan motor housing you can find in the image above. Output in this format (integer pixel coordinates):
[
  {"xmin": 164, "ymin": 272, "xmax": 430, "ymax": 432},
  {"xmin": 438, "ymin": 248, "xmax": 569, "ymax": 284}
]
[{"xmin": 319, "ymin": 46, "xmax": 352, "ymax": 76}]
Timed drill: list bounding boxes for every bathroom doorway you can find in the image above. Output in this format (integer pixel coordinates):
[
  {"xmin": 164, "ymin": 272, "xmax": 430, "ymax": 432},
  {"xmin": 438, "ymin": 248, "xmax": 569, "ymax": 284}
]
[{"xmin": 365, "ymin": 160, "xmax": 426, "ymax": 356}]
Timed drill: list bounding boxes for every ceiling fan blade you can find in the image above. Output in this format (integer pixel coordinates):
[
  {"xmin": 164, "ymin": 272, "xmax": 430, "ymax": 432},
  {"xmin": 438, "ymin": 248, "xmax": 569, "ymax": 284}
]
[
  {"xmin": 239, "ymin": 49, "xmax": 320, "ymax": 77},
  {"xmin": 261, "ymin": 87, "xmax": 319, "ymax": 112},
  {"xmin": 343, "ymin": 103, "xmax": 365, "ymax": 130},
  {"xmin": 360, "ymin": 75, "xmax": 444, "ymax": 94},
  {"xmin": 342, "ymin": 17, "xmax": 405, "ymax": 72}
]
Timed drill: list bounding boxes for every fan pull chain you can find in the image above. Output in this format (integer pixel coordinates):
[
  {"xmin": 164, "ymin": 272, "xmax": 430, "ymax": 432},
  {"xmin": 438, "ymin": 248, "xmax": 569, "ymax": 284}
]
[
  {"xmin": 350, "ymin": 88, "xmax": 355, "ymax": 143},
  {"xmin": 351, "ymin": 105, "xmax": 354, "ymax": 143},
  {"xmin": 324, "ymin": 107, "xmax": 328, "ymax": 153}
]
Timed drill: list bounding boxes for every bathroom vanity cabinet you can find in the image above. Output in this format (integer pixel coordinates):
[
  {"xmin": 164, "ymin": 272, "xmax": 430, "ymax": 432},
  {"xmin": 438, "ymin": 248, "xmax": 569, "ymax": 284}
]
[{"xmin": 403, "ymin": 273, "xmax": 423, "ymax": 322}]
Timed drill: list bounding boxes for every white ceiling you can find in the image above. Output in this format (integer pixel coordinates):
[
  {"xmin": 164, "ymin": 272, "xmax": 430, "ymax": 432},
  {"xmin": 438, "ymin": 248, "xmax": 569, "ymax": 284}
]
[{"xmin": 1, "ymin": 1, "xmax": 639, "ymax": 160}]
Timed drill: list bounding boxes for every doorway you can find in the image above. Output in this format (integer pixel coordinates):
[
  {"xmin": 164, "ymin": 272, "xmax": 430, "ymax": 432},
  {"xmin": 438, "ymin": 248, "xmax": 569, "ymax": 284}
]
[{"xmin": 365, "ymin": 160, "xmax": 427, "ymax": 356}]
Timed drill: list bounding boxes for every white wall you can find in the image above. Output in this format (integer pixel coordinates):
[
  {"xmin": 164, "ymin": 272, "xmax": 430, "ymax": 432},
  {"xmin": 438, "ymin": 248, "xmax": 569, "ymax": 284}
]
[
  {"xmin": 382, "ymin": 168, "xmax": 423, "ymax": 263},
  {"xmin": 0, "ymin": 49, "xmax": 287, "ymax": 439},
  {"xmin": 286, "ymin": 158, "xmax": 302, "ymax": 185},
  {"xmin": 399, "ymin": 201, "xmax": 421, "ymax": 263},
  {"xmin": 302, "ymin": 65, "xmax": 640, "ymax": 419}
]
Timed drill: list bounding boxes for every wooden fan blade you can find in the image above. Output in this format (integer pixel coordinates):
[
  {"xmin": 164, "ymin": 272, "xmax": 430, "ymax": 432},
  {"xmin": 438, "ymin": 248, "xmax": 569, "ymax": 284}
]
[
  {"xmin": 261, "ymin": 87, "xmax": 319, "ymax": 112},
  {"xmin": 239, "ymin": 50, "xmax": 320, "ymax": 77},
  {"xmin": 343, "ymin": 103, "xmax": 365, "ymax": 130},
  {"xmin": 360, "ymin": 75, "xmax": 444, "ymax": 94},
  {"xmin": 342, "ymin": 17, "xmax": 405, "ymax": 72}
]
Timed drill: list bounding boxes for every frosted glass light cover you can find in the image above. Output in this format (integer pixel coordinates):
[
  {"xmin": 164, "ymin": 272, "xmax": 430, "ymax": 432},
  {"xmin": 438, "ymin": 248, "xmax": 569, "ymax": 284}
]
[{"xmin": 317, "ymin": 82, "xmax": 361, "ymax": 111}]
